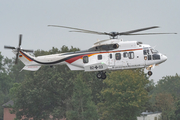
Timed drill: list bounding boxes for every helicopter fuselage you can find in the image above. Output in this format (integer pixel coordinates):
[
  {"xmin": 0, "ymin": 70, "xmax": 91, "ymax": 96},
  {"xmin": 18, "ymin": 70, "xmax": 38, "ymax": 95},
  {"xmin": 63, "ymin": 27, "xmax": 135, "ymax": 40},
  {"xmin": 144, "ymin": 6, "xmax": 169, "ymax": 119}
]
[{"xmin": 17, "ymin": 39, "xmax": 167, "ymax": 79}]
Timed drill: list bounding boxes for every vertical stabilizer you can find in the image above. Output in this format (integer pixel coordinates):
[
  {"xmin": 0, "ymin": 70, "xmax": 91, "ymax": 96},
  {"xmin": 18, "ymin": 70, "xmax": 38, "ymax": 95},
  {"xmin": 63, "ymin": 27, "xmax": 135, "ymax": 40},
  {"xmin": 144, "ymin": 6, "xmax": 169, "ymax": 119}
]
[{"xmin": 12, "ymin": 50, "xmax": 35, "ymax": 66}]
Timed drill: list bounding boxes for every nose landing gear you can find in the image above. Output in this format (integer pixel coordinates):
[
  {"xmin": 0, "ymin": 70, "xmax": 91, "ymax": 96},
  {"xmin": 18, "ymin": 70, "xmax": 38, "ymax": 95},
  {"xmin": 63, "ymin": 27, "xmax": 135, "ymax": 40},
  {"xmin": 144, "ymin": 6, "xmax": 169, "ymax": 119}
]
[
  {"xmin": 96, "ymin": 71, "xmax": 106, "ymax": 79},
  {"xmin": 146, "ymin": 65, "xmax": 154, "ymax": 76},
  {"xmin": 148, "ymin": 71, "xmax": 153, "ymax": 76}
]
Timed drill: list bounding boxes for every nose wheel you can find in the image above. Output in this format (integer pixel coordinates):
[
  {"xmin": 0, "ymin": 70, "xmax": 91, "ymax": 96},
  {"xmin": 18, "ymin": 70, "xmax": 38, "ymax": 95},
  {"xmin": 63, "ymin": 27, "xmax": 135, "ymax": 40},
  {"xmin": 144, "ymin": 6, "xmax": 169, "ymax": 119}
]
[
  {"xmin": 148, "ymin": 71, "xmax": 153, "ymax": 76},
  {"xmin": 96, "ymin": 71, "xmax": 106, "ymax": 79}
]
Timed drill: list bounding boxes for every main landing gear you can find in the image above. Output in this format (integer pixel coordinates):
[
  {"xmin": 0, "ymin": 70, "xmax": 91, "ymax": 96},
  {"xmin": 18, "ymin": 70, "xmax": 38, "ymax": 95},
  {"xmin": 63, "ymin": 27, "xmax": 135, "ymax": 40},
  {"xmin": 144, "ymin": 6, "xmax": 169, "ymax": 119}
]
[
  {"xmin": 148, "ymin": 71, "xmax": 153, "ymax": 76},
  {"xmin": 96, "ymin": 71, "xmax": 106, "ymax": 79}
]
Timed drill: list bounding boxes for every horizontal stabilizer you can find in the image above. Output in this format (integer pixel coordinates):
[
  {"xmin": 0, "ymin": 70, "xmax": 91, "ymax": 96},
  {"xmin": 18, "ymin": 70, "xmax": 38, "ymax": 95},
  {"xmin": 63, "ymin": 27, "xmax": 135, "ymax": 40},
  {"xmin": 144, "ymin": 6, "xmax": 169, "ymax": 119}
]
[
  {"xmin": 84, "ymin": 63, "xmax": 108, "ymax": 71},
  {"xmin": 66, "ymin": 63, "xmax": 84, "ymax": 71},
  {"xmin": 20, "ymin": 66, "xmax": 41, "ymax": 72}
]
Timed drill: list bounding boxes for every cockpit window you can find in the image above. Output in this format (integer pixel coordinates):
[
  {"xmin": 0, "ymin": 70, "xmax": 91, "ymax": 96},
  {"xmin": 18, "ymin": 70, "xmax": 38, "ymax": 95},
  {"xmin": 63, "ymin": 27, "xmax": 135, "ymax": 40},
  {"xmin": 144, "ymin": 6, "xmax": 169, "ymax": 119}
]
[
  {"xmin": 153, "ymin": 54, "xmax": 160, "ymax": 60},
  {"xmin": 143, "ymin": 49, "xmax": 149, "ymax": 55},
  {"xmin": 151, "ymin": 49, "xmax": 158, "ymax": 54},
  {"xmin": 144, "ymin": 47, "xmax": 158, "ymax": 55}
]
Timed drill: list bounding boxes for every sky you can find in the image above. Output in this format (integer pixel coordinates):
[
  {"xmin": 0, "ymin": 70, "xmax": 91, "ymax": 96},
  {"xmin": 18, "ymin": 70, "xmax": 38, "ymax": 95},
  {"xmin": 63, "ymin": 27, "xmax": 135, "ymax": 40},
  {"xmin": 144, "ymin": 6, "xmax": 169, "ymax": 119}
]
[{"xmin": 0, "ymin": 0, "xmax": 180, "ymax": 83}]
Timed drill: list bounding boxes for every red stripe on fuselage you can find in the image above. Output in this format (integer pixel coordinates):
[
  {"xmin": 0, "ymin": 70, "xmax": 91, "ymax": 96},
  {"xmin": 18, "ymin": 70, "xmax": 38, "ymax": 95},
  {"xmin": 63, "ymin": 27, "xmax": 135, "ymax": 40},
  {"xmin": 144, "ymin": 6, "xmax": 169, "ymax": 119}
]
[
  {"xmin": 65, "ymin": 55, "xmax": 84, "ymax": 64},
  {"xmin": 65, "ymin": 48, "xmax": 143, "ymax": 64},
  {"xmin": 65, "ymin": 53, "xmax": 93, "ymax": 64}
]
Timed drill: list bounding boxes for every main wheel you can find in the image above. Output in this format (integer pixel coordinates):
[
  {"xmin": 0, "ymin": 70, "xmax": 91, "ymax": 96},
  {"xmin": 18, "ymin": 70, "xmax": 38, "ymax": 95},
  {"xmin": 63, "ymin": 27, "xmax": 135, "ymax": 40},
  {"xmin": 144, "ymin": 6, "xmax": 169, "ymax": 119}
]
[
  {"xmin": 101, "ymin": 73, "xmax": 106, "ymax": 79},
  {"xmin": 96, "ymin": 72, "xmax": 102, "ymax": 79},
  {"xmin": 148, "ymin": 71, "xmax": 153, "ymax": 76}
]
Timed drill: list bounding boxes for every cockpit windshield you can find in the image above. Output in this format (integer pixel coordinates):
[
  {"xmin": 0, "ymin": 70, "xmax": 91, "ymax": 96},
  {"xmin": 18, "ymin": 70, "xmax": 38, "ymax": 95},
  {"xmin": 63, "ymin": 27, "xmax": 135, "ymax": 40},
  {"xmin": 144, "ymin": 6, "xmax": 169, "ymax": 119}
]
[
  {"xmin": 143, "ymin": 47, "xmax": 159, "ymax": 55},
  {"xmin": 150, "ymin": 48, "xmax": 158, "ymax": 54},
  {"xmin": 143, "ymin": 47, "xmax": 160, "ymax": 60}
]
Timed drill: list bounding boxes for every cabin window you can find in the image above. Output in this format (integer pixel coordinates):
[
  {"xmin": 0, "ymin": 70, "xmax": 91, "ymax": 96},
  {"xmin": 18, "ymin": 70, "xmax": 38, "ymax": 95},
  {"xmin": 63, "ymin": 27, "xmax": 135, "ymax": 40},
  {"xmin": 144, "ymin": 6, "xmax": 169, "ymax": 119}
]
[
  {"xmin": 83, "ymin": 56, "xmax": 89, "ymax": 63},
  {"xmin": 98, "ymin": 55, "xmax": 102, "ymax": 60},
  {"xmin": 123, "ymin": 52, "xmax": 128, "ymax": 58},
  {"xmin": 153, "ymin": 54, "xmax": 160, "ymax": 60},
  {"xmin": 129, "ymin": 52, "xmax": 134, "ymax": 59},
  {"xmin": 115, "ymin": 53, "xmax": 121, "ymax": 60},
  {"xmin": 110, "ymin": 54, "xmax": 112, "ymax": 59}
]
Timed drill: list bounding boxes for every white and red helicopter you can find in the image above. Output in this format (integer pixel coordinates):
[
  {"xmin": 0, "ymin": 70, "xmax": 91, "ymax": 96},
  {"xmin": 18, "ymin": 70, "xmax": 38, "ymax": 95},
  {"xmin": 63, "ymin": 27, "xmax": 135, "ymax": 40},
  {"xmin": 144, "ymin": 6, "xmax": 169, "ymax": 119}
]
[{"xmin": 4, "ymin": 25, "xmax": 176, "ymax": 79}]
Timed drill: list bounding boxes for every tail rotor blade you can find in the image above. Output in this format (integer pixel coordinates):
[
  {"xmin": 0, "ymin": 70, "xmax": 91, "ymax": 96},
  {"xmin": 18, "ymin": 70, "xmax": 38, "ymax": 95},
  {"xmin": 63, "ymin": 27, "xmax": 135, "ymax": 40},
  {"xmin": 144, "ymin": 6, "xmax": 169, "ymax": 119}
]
[
  {"xmin": 4, "ymin": 46, "xmax": 15, "ymax": 49},
  {"xmin": 15, "ymin": 53, "xmax": 19, "ymax": 64},
  {"xmin": 19, "ymin": 34, "xmax": 22, "ymax": 47}
]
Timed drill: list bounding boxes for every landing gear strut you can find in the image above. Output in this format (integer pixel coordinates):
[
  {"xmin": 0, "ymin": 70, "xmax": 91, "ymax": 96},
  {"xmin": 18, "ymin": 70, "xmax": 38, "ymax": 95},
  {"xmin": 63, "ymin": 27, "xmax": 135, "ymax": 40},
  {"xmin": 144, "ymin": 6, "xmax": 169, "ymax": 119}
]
[
  {"xmin": 96, "ymin": 71, "xmax": 106, "ymax": 79},
  {"xmin": 148, "ymin": 71, "xmax": 153, "ymax": 76}
]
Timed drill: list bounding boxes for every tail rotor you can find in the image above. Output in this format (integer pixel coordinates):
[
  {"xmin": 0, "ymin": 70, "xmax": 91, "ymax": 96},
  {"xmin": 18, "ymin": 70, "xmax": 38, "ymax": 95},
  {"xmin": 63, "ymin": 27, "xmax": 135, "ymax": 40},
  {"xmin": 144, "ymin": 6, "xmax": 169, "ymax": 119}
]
[{"xmin": 4, "ymin": 34, "xmax": 34, "ymax": 64}]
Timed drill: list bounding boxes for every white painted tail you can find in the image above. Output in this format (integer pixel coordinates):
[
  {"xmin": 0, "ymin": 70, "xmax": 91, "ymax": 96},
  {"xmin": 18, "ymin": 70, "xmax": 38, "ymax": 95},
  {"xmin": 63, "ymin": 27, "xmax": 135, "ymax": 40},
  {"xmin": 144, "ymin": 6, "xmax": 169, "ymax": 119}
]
[{"xmin": 13, "ymin": 50, "xmax": 41, "ymax": 71}]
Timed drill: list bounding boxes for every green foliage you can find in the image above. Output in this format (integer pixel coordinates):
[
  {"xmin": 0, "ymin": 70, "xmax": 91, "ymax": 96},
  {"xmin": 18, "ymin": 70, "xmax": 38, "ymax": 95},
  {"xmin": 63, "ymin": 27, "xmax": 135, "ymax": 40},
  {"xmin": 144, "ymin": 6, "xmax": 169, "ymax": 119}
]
[
  {"xmin": 0, "ymin": 52, "xmax": 3, "ymax": 70},
  {"xmin": 155, "ymin": 93, "xmax": 175, "ymax": 120},
  {"xmin": 10, "ymin": 67, "xmax": 100, "ymax": 119},
  {"xmin": 10, "ymin": 70, "xmax": 67, "ymax": 119},
  {"xmin": 154, "ymin": 74, "xmax": 180, "ymax": 98},
  {"xmin": 0, "ymin": 52, "xmax": 13, "ymax": 119},
  {"xmin": 174, "ymin": 100, "xmax": 180, "ymax": 120},
  {"xmin": 142, "ymin": 79, "xmax": 156, "ymax": 112},
  {"xmin": 149, "ymin": 74, "xmax": 180, "ymax": 120},
  {"xmin": 66, "ymin": 73, "xmax": 98, "ymax": 120},
  {"xmin": 98, "ymin": 69, "xmax": 149, "ymax": 120}
]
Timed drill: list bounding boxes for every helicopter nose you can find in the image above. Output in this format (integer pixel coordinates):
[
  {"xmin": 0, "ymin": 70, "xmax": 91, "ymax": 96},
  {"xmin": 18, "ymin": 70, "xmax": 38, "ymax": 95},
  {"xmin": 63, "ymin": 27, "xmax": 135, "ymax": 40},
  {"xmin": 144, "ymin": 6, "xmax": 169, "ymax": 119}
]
[{"xmin": 161, "ymin": 54, "xmax": 167, "ymax": 62}]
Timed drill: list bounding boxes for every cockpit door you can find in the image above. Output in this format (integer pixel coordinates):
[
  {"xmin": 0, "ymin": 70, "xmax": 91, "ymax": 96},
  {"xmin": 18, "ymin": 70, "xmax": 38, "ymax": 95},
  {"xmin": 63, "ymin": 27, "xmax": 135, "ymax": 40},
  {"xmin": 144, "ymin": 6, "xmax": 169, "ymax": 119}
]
[
  {"xmin": 143, "ymin": 48, "xmax": 154, "ymax": 66},
  {"xmin": 143, "ymin": 48, "xmax": 149, "ymax": 66}
]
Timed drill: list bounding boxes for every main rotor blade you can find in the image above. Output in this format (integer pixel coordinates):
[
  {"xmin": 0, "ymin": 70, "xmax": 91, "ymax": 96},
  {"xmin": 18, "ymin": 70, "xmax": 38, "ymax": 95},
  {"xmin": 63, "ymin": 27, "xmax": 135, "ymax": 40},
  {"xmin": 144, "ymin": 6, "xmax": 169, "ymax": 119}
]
[
  {"xmin": 19, "ymin": 34, "xmax": 22, "ymax": 47},
  {"xmin": 48, "ymin": 25, "xmax": 106, "ymax": 35},
  {"xmin": 4, "ymin": 46, "xmax": 16, "ymax": 49},
  {"xmin": 48, "ymin": 25, "xmax": 176, "ymax": 38},
  {"xmin": 22, "ymin": 49, "xmax": 34, "ymax": 53},
  {"xmin": 118, "ymin": 26, "xmax": 159, "ymax": 35},
  {"xmin": 122, "ymin": 33, "xmax": 177, "ymax": 35},
  {"xmin": 69, "ymin": 30, "xmax": 108, "ymax": 35}
]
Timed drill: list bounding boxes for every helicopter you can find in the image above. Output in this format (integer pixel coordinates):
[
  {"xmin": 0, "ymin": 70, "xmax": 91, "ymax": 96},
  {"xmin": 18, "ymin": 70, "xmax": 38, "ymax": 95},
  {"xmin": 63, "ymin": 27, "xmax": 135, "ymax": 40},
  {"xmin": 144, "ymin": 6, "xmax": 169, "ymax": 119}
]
[{"xmin": 4, "ymin": 25, "xmax": 176, "ymax": 79}]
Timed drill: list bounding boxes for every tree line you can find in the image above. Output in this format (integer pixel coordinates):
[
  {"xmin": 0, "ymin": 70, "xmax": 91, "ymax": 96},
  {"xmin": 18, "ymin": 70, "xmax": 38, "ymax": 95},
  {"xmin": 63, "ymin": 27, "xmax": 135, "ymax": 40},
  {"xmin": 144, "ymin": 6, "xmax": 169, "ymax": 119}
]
[{"xmin": 0, "ymin": 46, "xmax": 179, "ymax": 120}]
